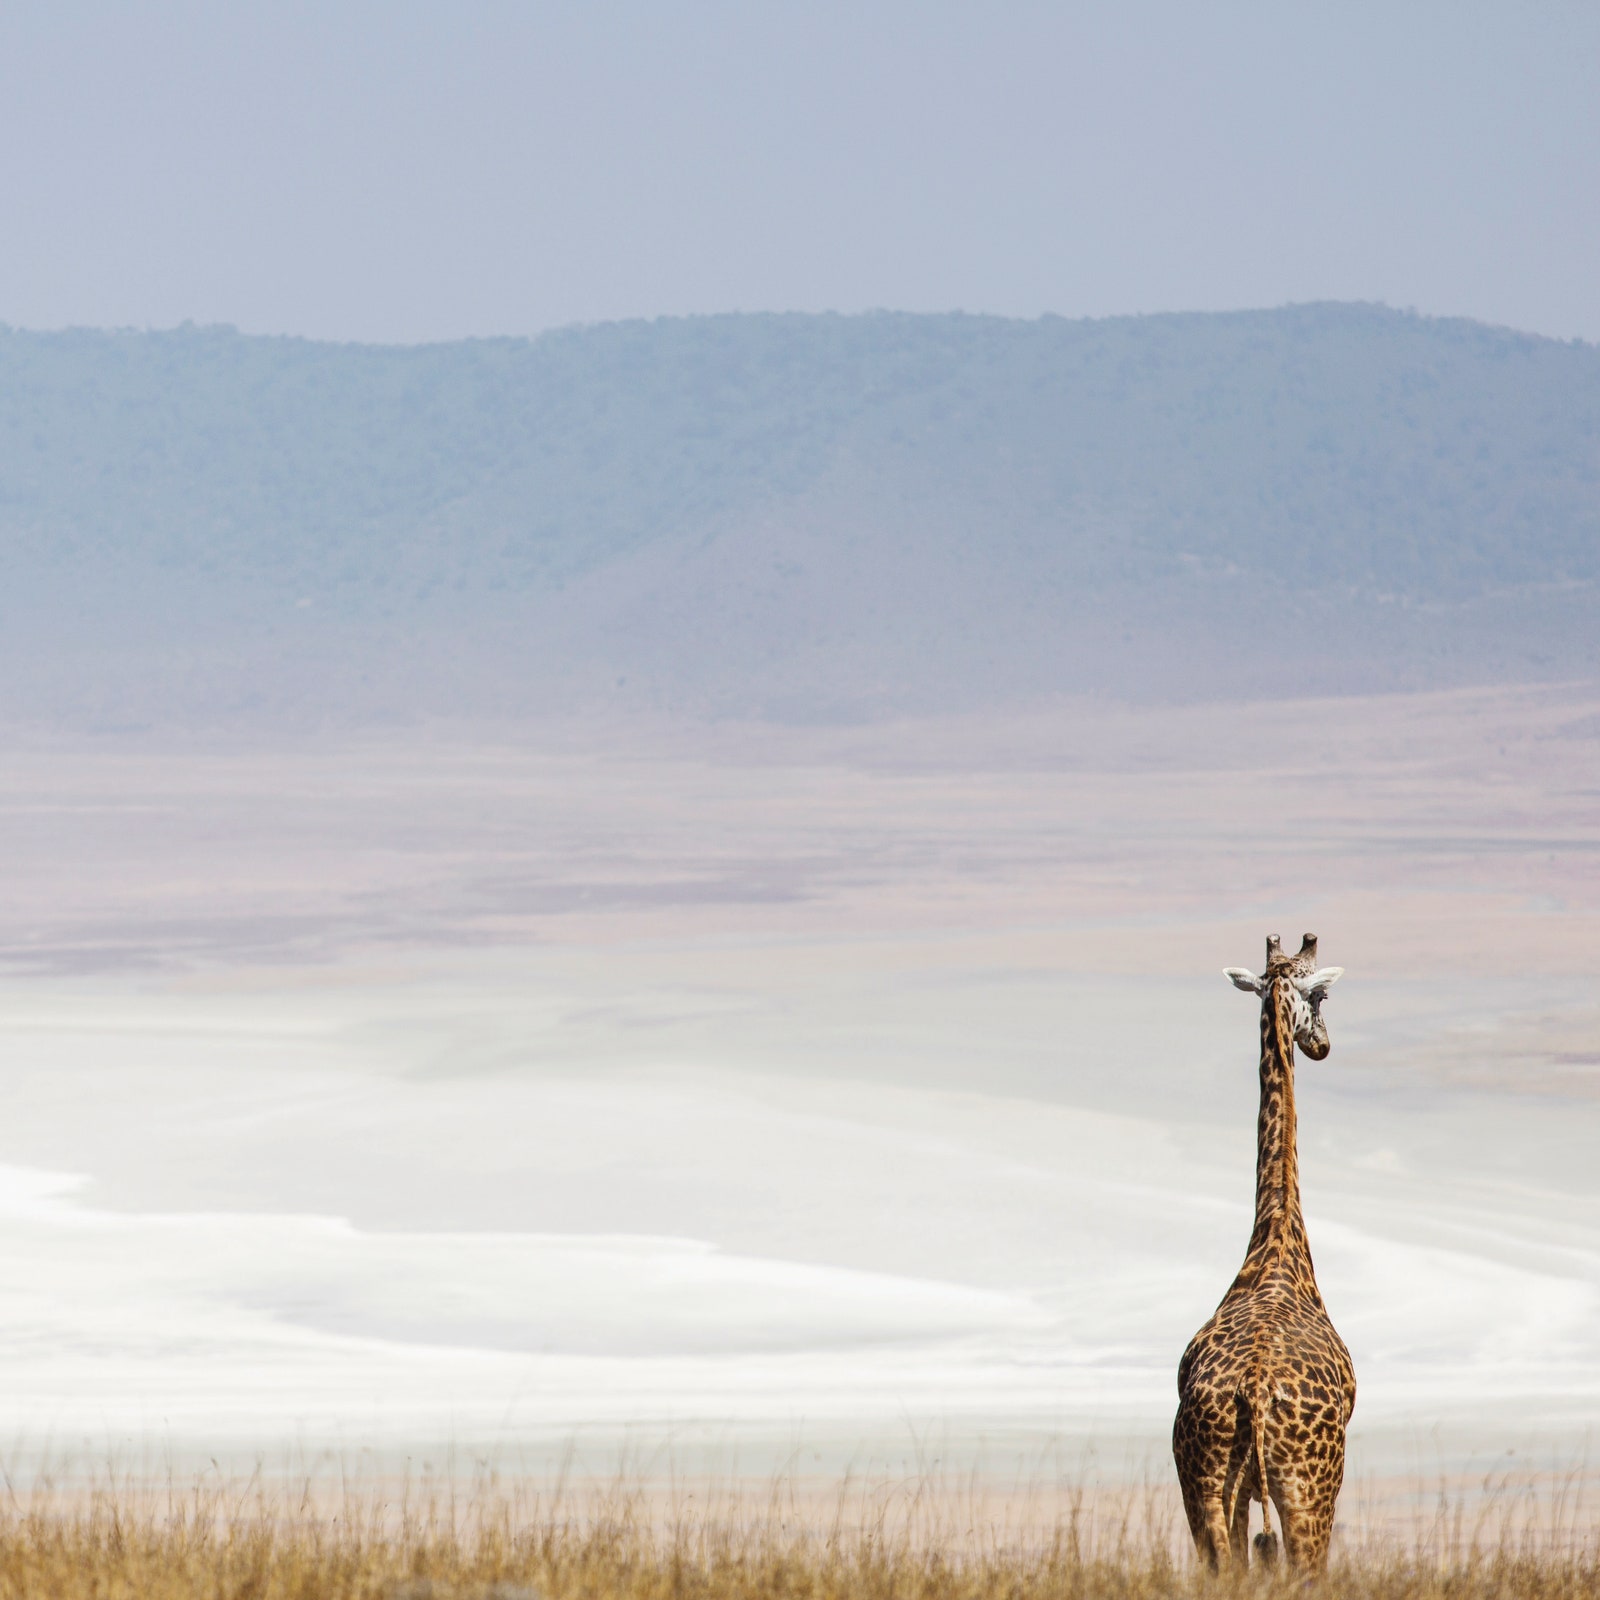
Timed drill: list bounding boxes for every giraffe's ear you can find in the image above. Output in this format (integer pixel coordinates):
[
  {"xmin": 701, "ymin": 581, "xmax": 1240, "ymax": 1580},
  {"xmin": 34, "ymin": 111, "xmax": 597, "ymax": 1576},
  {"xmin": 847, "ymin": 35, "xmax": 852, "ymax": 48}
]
[
  {"xmin": 1223, "ymin": 967, "xmax": 1266, "ymax": 995},
  {"xmin": 1296, "ymin": 966, "xmax": 1344, "ymax": 999}
]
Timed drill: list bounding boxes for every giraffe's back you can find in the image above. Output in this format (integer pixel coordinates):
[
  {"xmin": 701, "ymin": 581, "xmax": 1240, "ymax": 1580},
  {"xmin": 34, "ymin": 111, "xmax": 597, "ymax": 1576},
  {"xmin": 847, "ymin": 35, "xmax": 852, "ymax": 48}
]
[{"xmin": 1174, "ymin": 1288, "xmax": 1355, "ymax": 1569}]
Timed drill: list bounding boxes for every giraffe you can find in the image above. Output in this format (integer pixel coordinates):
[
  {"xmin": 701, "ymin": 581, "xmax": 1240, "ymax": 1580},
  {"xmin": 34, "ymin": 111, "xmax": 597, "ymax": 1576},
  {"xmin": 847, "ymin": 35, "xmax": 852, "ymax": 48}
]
[{"xmin": 1172, "ymin": 933, "xmax": 1355, "ymax": 1577}]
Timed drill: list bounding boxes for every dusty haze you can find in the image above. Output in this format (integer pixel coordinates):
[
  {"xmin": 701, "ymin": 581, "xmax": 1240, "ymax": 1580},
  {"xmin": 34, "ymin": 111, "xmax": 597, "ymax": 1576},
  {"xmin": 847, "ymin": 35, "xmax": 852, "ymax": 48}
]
[{"xmin": 1, "ymin": 683, "xmax": 1595, "ymax": 1499}]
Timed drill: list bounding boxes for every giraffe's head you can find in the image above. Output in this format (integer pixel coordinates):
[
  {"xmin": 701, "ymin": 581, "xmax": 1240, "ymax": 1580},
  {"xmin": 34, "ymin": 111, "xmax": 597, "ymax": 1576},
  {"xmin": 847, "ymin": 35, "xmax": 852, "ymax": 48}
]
[{"xmin": 1223, "ymin": 933, "xmax": 1344, "ymax": 1061}]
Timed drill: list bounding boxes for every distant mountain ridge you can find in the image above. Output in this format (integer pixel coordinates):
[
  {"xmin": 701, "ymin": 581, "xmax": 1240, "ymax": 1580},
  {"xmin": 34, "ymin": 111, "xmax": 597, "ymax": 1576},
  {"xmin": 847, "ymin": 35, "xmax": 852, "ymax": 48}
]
[{"xmin": 1, "ymin": 305, "xmax": 1596, "ymax": 724}]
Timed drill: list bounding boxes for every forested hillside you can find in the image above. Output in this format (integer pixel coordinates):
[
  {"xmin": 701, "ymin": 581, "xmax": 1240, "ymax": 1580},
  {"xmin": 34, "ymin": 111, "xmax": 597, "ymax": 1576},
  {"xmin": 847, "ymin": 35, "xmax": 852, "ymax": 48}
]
[{"xmin": 2, "ymin": 305, "xmax": 1595, "ymax": 724}]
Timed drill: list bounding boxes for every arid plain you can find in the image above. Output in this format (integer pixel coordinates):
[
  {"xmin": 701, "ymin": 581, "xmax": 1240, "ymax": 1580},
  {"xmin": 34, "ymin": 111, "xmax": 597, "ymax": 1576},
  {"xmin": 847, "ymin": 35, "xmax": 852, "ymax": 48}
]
[{"xmin": 0, "ymin": 682, "xmax": 1597, "ymax": 1547}]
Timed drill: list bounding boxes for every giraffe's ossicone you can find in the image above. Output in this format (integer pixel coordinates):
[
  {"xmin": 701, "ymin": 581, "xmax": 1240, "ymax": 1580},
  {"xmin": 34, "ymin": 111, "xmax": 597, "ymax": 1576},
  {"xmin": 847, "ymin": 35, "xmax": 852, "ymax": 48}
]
[{"xmin": 1172, "ymin": 933, "xmax": 1355, "ymax": 1576}]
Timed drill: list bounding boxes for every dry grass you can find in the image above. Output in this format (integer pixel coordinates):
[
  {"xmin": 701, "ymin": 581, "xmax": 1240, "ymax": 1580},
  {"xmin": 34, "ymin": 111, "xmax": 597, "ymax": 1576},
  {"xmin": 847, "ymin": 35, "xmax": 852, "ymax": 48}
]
[{"xmin": 0, "ymin": 1469, "xmax": 1598, "ymax": 1600}]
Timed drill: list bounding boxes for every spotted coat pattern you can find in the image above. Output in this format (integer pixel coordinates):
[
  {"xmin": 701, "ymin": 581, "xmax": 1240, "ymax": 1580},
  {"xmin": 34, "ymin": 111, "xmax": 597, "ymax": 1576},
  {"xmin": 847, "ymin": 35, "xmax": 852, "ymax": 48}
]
[{"xmin": 1172, "ymin": 935, "xmax": 1356, "ymax": 1576}]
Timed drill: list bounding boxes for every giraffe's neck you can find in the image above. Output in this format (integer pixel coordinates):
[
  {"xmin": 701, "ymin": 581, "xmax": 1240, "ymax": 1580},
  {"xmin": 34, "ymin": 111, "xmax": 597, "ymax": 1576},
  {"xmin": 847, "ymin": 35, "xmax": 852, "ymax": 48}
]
[{"xmin": 1233, "ymin": 978, "xmax": 1320, "ymax": 1297}]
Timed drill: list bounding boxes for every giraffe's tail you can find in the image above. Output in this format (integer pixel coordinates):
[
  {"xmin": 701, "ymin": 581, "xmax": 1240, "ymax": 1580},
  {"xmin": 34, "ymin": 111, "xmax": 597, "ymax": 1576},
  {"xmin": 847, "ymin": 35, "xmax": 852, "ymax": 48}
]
[{"xmin": 1252, "ymin": 1363, "xmax": 1274, "ymax": 1544}]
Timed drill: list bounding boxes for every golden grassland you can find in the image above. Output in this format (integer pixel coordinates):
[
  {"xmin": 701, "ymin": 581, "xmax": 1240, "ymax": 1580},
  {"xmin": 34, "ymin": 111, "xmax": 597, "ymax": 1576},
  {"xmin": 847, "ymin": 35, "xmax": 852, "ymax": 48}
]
[{"xmin": 2, "ymin": 1470, "xmax": 1600, "ymax": 1600}]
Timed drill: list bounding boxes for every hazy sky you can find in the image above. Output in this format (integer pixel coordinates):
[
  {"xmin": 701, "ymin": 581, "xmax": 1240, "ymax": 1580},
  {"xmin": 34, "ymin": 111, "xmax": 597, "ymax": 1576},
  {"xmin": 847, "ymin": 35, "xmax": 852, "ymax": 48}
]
[{"xmin": 2, "ymin": 2, "xmax": 1596, "ymax": 345}]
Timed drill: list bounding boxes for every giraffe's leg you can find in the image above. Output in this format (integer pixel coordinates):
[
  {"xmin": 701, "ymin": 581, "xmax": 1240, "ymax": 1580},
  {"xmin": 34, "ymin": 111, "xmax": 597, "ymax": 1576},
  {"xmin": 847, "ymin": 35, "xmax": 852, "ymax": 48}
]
[
  {"xmin": 1175, "ymin": 1404, "xmax": 1236, "ymax": 1573},
  {"xmin": 1195, "ymin": 1497, "xmax": 1233, "ymax": 1573},
  {"xmin": 1273, "ymin": 1475, "xmax": 1337, "ymax": 1577},
  {"xmin": 1177, "ymin": 1471, "xmax": 1225, "ymax": 1572},
  {"xmin": 1227, "ymin": 1487, "xmax": 1251, "ymax": 1567}
]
